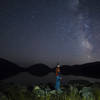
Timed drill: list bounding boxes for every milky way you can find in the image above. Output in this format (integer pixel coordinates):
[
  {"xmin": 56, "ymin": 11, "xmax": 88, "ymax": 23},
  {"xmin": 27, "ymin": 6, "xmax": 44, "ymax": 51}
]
[{"xmin": 0, "ymin": 0, "xmax": 100, "ymax": 67}]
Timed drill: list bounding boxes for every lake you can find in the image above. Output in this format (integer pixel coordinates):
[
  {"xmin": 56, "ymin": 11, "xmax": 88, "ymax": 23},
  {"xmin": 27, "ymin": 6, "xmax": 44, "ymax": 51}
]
[{"xmin": 2, "ymin": 72, "xmax": 100, "ymax": 86}]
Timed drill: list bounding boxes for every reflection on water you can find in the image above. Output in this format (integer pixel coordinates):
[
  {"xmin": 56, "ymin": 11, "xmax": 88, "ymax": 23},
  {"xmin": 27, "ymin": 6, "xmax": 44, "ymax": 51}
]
[{"xmin": 2, "ymin": 72, "xmax": 100, "ymax": 86}]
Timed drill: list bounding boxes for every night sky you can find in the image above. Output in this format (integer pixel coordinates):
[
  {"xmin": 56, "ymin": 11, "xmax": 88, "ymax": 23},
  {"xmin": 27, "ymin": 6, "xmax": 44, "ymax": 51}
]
[{"xmin": 0, "ymin": 0, "xmax": 100, "ymax": 67}]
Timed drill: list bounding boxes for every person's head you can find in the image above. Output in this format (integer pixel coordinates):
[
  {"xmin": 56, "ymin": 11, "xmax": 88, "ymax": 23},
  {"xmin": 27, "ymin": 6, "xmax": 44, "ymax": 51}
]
[{"xmin": 57, "ymin": 64, "xmax": 60, "ymax": 68}]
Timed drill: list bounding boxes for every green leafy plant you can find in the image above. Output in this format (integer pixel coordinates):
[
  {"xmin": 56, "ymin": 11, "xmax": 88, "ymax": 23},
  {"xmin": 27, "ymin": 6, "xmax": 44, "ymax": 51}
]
[
  {"xmin": 80, "ymin": 87, "xmax": 95, "ymax": 100},
  {"xmin": 0, "ymin": 80, "xmax": 100, "ymax": 100}
]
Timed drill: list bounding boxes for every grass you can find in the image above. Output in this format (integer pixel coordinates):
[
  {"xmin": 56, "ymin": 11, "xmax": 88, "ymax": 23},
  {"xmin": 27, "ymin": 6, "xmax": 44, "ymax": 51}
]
[{"xmin": 0, "ymin": 80, "xmax": 100, "ymax": 100}]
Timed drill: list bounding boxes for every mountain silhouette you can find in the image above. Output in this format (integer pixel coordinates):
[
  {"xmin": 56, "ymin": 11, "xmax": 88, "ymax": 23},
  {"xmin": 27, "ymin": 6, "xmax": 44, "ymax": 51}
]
[
  {"xmin": 75, "ymin": 62, "xmax": 100, "ymax": 78},
  {"xmin": 27, "ymin": 63, "xmax": 51, "ymax": 76},
  {"xmin": 0, "ymin": 58, "xmax": 51, "ymax": 80},
  {"xmin": 0, "ymin": 58, "xmax": 24, "ymax": 80},
  {"xmin": 0, "ymin": 58, "xmax": 100, "ymax": 80},
  {"xmin": 54, "ymin": 62, "xmax": 100, "ymax": 79}
]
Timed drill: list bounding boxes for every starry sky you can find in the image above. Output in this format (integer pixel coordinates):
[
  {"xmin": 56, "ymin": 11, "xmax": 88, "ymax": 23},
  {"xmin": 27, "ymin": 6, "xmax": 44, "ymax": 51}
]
[{"xmin": 0, "ymin": 0, "xmax": 100, "ymax": 67}]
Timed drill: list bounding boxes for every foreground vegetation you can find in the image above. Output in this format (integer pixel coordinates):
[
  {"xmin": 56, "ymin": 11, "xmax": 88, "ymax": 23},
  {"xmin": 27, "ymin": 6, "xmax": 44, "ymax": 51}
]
[{"xmin": 0, "ymin": 80, "xmax": 100, "ymax": 100}]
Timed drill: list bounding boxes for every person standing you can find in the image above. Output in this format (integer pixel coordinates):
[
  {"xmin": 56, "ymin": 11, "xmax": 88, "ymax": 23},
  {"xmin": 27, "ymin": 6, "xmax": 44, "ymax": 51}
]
[{"xmin": 55, "ymin": 64, "xmax": 62, "ymax": 91}]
